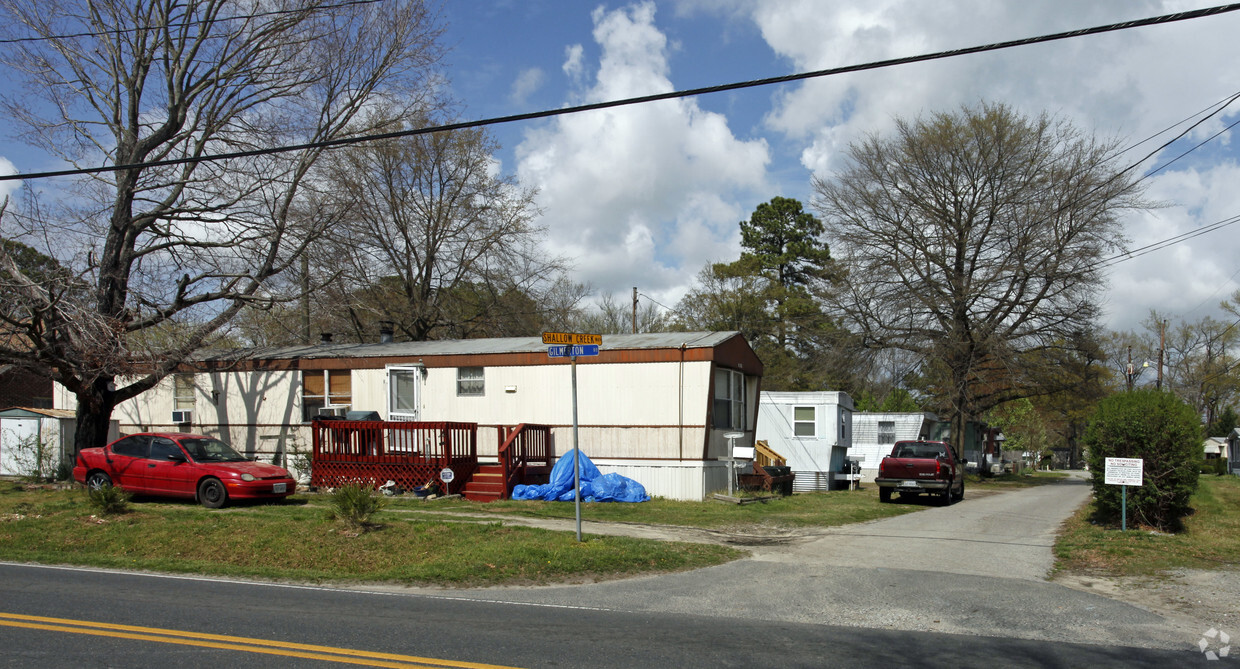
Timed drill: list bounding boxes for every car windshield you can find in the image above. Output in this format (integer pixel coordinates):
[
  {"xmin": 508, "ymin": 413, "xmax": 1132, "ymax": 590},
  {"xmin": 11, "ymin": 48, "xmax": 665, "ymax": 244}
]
[
  {"xmin": 892, "ymin": 443, "xmax": 948, "ymax": 459},
  {"xmin": 179, "ymin": 438, "xmax": 248, "ymax": 463}
]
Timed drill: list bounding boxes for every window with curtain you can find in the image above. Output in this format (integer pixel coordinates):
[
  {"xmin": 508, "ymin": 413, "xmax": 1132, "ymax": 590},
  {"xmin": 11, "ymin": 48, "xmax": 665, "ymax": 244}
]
[{"xmin": 457, "ymin": 367, "xmax": 484, "ymax": 396}]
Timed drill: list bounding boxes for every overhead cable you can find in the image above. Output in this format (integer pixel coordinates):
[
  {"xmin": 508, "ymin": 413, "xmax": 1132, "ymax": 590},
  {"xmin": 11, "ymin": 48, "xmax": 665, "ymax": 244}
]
[{"xmin": 4, "ymin": 2, "xmax": 1240, "ymax": 183}]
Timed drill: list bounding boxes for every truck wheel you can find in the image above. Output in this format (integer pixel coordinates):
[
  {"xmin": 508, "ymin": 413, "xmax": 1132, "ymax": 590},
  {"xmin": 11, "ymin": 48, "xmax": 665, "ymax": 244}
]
[
  {"xmin": 879, "ymin": 487, "xmax": 892, "ymax": 503},
  {"xmin": 938, "ymin": 486, "xmax": 953, "ymax": 506},
  {"xmin": 954, "ymin": 479, "xmax": 965, "ymax": 501}
]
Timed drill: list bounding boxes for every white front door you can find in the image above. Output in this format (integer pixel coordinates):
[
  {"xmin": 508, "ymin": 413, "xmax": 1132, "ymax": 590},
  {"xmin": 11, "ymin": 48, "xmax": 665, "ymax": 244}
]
[{"xmin": 387, "ymin": 367, "xmax": 421, "ymax": 421}]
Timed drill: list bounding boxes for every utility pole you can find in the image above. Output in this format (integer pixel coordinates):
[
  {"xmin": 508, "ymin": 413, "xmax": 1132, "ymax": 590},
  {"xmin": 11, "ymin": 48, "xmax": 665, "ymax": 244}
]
[
  {"xmin": 1126, "ymin": 346, "xmax": 1134, "ymax": 392},
  {"xmin": 1157, "ymin": 319, "xmax": 1166, "ymax": 390},
  {"xmin": 632, "ymin": 286, "xmax": 638, "ymax": 334}
]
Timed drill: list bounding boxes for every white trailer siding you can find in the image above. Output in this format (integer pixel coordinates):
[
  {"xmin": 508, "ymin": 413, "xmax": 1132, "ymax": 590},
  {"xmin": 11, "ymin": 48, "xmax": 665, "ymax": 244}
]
[
  {"xmin": 755, "ymin": 391, "xmax": 854, "ymax": 491},
  {"xmin": 849, "ymin": 412, "xmax": 940, "ymax": 480},
  {"xmin": 54, "ymin": 332, "xmax": 761, "ymax": 500}
]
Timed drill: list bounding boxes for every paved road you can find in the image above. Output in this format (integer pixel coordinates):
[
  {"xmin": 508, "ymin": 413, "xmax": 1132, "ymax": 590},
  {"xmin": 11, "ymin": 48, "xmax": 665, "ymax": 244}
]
[
  {"xmin": 0, "ymin": 477, "xmax": 1223, "ymax": 666},
  {"xmin": 0, "ymin": 562, "xmax": 1201, "ymax": 668},
  {"xmin": 400, "ymin": 476, "xmax": 1210, "ymax": 652}
]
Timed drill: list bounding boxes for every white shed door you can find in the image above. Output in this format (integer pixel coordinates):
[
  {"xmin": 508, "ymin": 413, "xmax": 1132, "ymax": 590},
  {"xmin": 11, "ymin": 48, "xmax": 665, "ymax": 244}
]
[{"xmin": 0, "ymin": 418, "xmax": 39, "ymax": 476}]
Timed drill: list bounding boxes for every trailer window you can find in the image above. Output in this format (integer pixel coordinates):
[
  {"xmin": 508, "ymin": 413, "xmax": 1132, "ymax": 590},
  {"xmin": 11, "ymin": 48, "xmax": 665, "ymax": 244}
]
[{"xmin": 793, "ymin": 406, "xmax": 815, "ymax": 437}]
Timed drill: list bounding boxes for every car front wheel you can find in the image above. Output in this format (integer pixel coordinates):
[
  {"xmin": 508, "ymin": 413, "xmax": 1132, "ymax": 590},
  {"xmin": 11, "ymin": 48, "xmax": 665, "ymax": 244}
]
[
  {"xmin": 86, "ymin": 471, "xmax": 112, "ymax": 491},
  {"xmin": 198, "ymin": 478, "xmax": 227, "ymax": 509}
]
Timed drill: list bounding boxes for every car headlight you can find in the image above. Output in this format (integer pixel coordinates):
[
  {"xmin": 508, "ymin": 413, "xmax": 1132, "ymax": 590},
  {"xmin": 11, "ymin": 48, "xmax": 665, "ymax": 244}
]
[{"xmin": 240, "ymin": 473, "xmax": 255, "ymax": 482}]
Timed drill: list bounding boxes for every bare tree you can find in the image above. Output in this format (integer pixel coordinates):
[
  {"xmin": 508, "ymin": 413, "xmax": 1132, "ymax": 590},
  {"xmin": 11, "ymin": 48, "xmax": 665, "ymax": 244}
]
[
  {"xmin": 812, "ymin": 103, "xmax": 1147, "ymax": 456},
  {"xmin": 0, "ymin": 0, "xmax": 446, "ymax": 450},
  {"xmin": 1141, "ymin": 310, "xmax": 1240, "ymax": 424},
  {"xmin": 567, "ymin": 291, "xmax": 670, "ymax": 335},
  {"xmin": 312, "ymin": 114, "xmax": 570, "ymax": 342}
]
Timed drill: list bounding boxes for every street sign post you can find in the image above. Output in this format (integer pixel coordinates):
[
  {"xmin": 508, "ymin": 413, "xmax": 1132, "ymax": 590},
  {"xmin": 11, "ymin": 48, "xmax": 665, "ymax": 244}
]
[
  {"xmin": 543, "ymin": 332, "xmax": 602, "ymax": 542},
  {"xmin": 1104, "ymin": 457, "xmax": 1143, "ymax": 531}
]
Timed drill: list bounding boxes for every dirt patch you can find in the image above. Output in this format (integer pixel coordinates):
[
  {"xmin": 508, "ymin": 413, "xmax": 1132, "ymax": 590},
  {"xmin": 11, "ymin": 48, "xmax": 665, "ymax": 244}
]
[{"xmin": 1056, "ymin": 568, "xmax": 1240, "ymax": 635}]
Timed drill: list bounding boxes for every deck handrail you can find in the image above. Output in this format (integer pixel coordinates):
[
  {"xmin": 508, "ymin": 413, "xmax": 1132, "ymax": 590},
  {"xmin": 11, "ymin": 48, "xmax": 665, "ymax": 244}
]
[
  {"xmin": 311, "ymin": 419, "xmax": 478, "ymax": 494},
  {"xmin": 496, "ymin": 423, "xmax": 553, "ymax": 499}
]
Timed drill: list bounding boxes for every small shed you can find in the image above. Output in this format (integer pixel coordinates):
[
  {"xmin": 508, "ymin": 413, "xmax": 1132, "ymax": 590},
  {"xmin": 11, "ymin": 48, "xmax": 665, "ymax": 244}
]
[
  {"xmin": 0, "ymin": 407, "xmax": 81, "ymax": 478},
  {"xmin": 755, "ymin": 391, "xmax": 854, "ymax": 491},
  {"xmin": 849, "ymin": 412, "xmax": 941, "ymax": 481}
]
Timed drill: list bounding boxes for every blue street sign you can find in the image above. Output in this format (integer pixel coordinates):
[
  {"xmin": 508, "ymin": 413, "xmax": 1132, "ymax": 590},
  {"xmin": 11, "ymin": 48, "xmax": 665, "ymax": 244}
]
[{"xmin": 547, "ymin": 344, "xmax": 600, "ymax": 357}]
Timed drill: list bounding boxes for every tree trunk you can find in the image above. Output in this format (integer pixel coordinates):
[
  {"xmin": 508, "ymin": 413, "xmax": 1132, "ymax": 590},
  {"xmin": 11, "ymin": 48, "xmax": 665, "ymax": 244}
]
[{"xmin": 72, "ymin": 377, "xmax": 117, "ymax": 455}]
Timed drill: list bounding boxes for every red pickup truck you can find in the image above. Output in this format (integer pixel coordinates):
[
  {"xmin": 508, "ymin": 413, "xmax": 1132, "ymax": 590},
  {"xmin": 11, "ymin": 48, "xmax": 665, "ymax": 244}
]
[{"xmin": 875, "ymin": 440, "xmax": 966, "ymax": 505}]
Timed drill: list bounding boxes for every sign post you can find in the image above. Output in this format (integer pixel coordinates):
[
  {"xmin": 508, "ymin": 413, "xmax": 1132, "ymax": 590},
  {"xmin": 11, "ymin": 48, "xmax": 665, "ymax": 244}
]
[
  {"xmin": 542, "ymin": 332, "xmax": 602, "ymax": 542},
  {"xmin": 1104, "ymin": 457, "xmax": 1144, "ymax": 532}
]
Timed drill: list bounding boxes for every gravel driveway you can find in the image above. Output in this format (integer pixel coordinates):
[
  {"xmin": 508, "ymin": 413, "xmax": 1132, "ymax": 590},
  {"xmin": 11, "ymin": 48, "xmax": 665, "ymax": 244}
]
[{"xmin": 393, "ymin": 475, "xmax": 1233, "ymax": 653}]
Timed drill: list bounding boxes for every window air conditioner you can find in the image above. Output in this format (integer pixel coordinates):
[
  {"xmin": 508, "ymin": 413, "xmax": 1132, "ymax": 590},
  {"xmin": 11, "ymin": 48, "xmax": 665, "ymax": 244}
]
[
  {"xmin": 172, "ymin": 410, "xmax": 192, "ymax": 424},
  {"xmin": 318, "ymin": 405, "xmax": 350, "ymax": 418}
]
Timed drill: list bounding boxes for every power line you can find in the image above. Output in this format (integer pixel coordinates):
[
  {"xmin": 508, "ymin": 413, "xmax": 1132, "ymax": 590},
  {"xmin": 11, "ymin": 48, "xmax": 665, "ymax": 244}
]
[
  {"xmin": 1099, "ymin": 213, "xmax": 1240, "ymax": 268},
  {"xmin": 0, "ymin": 0, "xmax": 384, "ymax": 45},
  {"xmin": 4, "ymin": 2, "xmax": 1240, "ymax": 183}
]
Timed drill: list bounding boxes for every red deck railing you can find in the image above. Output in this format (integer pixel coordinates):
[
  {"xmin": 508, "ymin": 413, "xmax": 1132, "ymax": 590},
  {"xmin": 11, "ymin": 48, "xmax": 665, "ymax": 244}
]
[
  {"xmin": 496, "ymin": 423, "xmax": 553, "ymax": 499},
  {"xmin": 311, "ymin": 419, "xmax": 478, "ymax": 495}
]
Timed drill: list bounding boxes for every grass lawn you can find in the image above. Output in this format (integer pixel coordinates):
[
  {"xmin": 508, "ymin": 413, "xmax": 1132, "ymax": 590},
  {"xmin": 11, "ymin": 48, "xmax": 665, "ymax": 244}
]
[
  {"xmin": 966, "ymin": 470, "xmax": 1070, "ymax": 488},
  {"xmin": 0, "ymin": 481, "xmax": 740, "ymax": 587},
  {"xmin": 1054, "ymin": 475, "xmax": 1240, "ymax": 577},
  {"xmin": 0, "ymin": 481, "xmax": 920, "ymax": 587},
  {"xmin": 386, "ymin": 486, "xmax": 922, "ymax": 530}
]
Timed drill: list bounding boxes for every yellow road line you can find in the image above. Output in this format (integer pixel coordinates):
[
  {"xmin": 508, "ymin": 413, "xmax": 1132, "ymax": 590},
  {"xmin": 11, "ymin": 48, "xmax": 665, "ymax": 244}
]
[{"xmin": 0, "ymin": 612, "xmax": 522, "ymax": 669}]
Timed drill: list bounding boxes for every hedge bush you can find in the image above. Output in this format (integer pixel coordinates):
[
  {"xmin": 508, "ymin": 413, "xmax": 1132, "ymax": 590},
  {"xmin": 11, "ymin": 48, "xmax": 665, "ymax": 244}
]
[{"xmin": 1083, "ymin": 389, "xmax": 1201, "ymax": 531}]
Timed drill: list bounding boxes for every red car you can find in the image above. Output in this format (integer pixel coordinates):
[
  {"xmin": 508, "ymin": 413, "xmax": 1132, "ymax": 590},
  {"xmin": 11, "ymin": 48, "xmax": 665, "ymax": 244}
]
[{"xmin": 73, "ymin": 432, "xmax": 296, "ymax": 508}]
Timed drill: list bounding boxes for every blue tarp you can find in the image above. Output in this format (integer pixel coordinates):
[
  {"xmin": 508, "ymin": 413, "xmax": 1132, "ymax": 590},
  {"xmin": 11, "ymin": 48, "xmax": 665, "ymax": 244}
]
[{"xmin": 511, "ymin": 449, "xmax": 650, "ymax": 503}]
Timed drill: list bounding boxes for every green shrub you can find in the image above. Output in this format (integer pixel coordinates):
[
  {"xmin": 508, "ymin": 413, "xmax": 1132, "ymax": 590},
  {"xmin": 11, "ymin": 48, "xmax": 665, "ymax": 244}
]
[
  {"xmin": 86, "ymin": 484, "xmax": 131, "ymax": 515},
  {"xmin": 1198, "ymin": 458, "xmax": 1230, "ymax": 476},
  {"xmin": 1083, "ymin": 389, "xmax": 1201, "ymax": 531},
  {"xmin": 330, "ymin": 483, "xmax": 384, "ymax": 530}
]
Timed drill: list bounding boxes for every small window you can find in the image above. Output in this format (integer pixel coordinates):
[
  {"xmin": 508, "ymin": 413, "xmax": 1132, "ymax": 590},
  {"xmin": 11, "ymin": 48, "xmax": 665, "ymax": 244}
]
[
  {"xmin": 457, "ymin": 367, "xmax": 484, "ymax": 396},
  {"xmin": 173, "ymin": 374, "xmax": 195, "ymax": 410},
  {"xmin": 793, "ymin": 406, "xmax": 816, "ymax": 437},
  {"xmin": 712, "ymin": 368, "xmax": 747, "ymax": 430},
  {"xmin": 878, "ymin": 420, "xmax": 896, "ymax": 444},
  {"xmin": 302, "ymin": 370, "xmax": 352, "ymax": 421}
]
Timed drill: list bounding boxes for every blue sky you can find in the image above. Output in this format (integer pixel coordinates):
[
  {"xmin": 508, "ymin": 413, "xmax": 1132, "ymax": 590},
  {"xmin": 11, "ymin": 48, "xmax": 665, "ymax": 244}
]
[
  {"xmin": 432, "ymin": 1, "xmax": 1240, "ymax": 334},
  {"xmin": 4, "ymin": 1, "xmax": 1240, "ymax": 335}
]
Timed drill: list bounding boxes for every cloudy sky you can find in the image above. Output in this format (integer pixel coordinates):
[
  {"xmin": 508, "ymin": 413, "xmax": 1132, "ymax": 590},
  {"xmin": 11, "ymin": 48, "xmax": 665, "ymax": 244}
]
[
  {"xmin": 2, "ymin": 1, "xmax": 1239, "ymax": 336},
  {"xmin": 440, "ymin": 0, "xmax": 1240, "ymax": 334}
]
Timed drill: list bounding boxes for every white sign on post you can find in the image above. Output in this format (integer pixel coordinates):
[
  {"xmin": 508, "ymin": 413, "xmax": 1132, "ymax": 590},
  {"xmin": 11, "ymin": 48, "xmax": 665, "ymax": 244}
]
[{"xmin": 1104, "ymin": 457, "xmax": 1143, "ymax": 486}]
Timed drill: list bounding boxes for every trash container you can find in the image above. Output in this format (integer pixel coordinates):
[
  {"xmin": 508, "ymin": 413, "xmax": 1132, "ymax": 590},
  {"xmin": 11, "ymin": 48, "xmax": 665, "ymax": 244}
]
[{"xmin": 762, "ymin": 466, "xmax": 794, "ymax": 496}]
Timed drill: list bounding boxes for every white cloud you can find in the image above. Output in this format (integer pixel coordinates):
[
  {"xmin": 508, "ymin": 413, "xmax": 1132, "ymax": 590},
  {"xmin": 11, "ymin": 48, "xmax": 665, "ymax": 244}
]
[
  {"xmin": 0, "ymin": 156, "xmax": 18, "ymax": 200},
  {"xmin": 1103, "ymin": 162, "xmax": 1240, "ymax": 331},
  {"xmin": 696, "ymin": 0, "xmax": 1240, "ymax": 331},
  {"xmin": 509, "ymin": 67, "xmax": 546, "ymax": 106},
  {"xmin": 562, "ymin": 44, "xmax": 585, "ymax": 81},
  {"xmin": 516, "ymin": 1, "xmax": 770, "ymax": 304}
]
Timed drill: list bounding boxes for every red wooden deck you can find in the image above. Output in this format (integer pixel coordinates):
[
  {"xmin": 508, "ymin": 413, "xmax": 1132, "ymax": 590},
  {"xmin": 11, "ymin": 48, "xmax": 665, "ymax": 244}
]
[{"xmin": 311, "ymin": 419, "xmax": 553, "ymax": 501}]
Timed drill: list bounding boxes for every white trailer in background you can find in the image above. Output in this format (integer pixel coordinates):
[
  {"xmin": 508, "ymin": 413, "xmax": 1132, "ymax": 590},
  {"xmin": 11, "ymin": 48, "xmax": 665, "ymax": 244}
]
[{"xmin": 755, "ymin": 391, "xmax": 854, "ymax": 491}]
